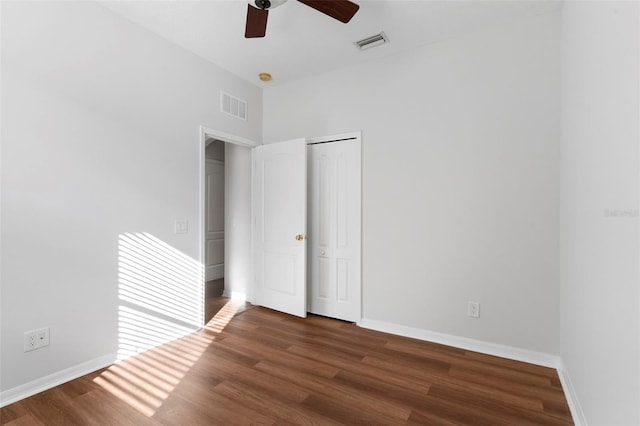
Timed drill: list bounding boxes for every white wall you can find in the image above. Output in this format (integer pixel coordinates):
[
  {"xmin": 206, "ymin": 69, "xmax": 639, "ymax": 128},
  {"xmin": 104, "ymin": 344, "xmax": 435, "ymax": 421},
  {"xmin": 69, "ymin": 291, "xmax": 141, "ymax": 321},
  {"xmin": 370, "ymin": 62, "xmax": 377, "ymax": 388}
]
[
  {"xmin": 224, "ymin": 143, "xmax": 252, "ymax": 300},
  {"xmin": 264, "ymin": 12, "xmax": 561, "ymax": 354},
  {"xmin": 560, "ymin": 2, "xmax": 640, "ymax": 424},
  {"xmin": 0, "ymin": 1, "xmax": 261, "ymax": 396}
]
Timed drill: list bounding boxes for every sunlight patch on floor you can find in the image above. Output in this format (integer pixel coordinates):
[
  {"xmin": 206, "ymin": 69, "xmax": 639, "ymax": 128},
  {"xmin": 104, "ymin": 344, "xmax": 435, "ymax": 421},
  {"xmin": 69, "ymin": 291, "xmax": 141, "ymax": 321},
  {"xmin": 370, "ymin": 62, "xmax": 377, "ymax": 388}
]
[
  {"xmin": 93, "ymin": 233, "xmax": 241, "ymax": 417},
  {"xmin": 94, "ymin": 299, "xmax": 242, "ymax": 417},
  {"xmin": 205, "ymin": 298, "xmax": 243, "ymax": 334}
]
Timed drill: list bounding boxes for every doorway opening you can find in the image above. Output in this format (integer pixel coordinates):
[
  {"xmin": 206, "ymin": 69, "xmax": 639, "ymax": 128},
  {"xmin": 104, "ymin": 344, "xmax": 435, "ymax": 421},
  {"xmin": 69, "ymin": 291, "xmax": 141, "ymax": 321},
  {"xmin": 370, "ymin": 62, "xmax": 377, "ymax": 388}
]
[
  {"xmin": 199, "ymin": 126, "xmax": 258, "ymax": 323},
  {"xmin": 203, "ymin": 138, "xmax": 225, "ymax": 320}
]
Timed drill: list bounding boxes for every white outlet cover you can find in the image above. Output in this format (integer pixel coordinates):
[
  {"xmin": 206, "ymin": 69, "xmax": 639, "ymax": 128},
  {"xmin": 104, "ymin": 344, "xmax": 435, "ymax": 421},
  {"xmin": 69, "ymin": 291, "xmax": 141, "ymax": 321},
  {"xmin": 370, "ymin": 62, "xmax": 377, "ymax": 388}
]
[
  {"xmin": 467, "ymin": 301, "xmax": 480, "ymax": 318},
  {"xmin": 24, "ymin": 327, "xmax": 50, "ymax": 352}
]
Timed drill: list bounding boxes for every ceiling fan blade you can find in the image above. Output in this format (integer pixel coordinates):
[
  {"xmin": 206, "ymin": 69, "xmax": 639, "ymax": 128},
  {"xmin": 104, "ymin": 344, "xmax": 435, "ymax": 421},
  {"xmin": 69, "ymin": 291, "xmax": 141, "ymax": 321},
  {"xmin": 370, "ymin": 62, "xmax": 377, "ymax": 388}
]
[
  {"xmin": 297, "ymin": 0, "xmax": 359, "ymax": 24},
  {"xmin": 245, "ymin": 4, "xmax": 269, "ymax": 38}
]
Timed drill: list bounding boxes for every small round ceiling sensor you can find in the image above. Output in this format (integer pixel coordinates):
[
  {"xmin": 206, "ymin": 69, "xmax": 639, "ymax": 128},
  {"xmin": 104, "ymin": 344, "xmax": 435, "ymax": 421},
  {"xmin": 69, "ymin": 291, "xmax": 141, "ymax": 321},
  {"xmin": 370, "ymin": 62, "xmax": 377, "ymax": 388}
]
[{"xmin": 259, "ymin": 72, "xmax": 272, "ymax": 81}]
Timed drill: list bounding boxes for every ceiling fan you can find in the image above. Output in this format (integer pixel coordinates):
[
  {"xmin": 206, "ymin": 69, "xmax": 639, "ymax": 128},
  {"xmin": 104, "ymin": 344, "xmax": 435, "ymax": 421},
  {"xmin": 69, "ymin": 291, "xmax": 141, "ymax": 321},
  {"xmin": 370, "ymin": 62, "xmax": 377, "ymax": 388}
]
[{"xmin": 245, "ymin": 0, "xmax": 360, "ymax": 38}]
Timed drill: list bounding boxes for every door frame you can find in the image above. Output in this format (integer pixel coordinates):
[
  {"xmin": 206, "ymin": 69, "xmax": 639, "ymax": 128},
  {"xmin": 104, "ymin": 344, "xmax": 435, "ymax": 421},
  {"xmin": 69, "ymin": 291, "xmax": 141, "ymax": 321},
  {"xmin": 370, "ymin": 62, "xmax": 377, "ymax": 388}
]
[
  {"xmin": 199, "ymin": 126, "xmax": 258, "ymax": 325},
  {"xmin": 307, "ymin": 131, "xmax": 362, "ymax": 323}
]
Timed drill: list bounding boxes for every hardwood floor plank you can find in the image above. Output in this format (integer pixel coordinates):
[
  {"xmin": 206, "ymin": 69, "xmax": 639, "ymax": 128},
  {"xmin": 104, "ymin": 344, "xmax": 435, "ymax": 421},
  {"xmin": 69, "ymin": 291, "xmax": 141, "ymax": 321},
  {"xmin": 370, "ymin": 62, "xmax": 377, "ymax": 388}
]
[
  {"xmin": 384, "ymin": 335, "xmax": 467, "ymax": 356},
  {"xmin": 385, "ymin": 339, "xmax": 557, "ymax": 386},
  {"xmin": 155, "ymin": 381, "xmax": 275, "ymax": 425},
  {"xmin": 226, "ymin": 364, "xmax": 312, "ymax": 404},
  {"xmin": 254, "ymin": 316, "xmax": 390, "ymax": 351},
  {"xmin": 68, "ymin": 388, "xmax": 157, "ymax": 426},
  {"xmin": 406, "ymin": 408, "xmax": 461, "ymax": 426},
  {"xmin": 302, "ymin": 393, "xmax": 408, "ymax": 425},
  {"xmin": 286, "ymin": 344, "xmax": 436, "ymax": 396},
  {"xmin": 287, "ymin": 341, "xmax": 366, "ymax": 366},
  {"xmin": 280, "ymin": 312, "xmax": 347, "ymax": 329},
  {"xmin": 0, "ymin": 402, "xmax": 31, "ymax": 424},
  {"xmin": 237, "ymin": 318, "xmax": 375, "ymax": 360},
  {"xmin": 449, "ymin": 365, "xmax": 568, "ymax": 402},
  {"xmin": 450, "ymin": 358, "xmax": 556, "ymax": 387},
  {"xmin": 221, "ymin": 334, "xmax": 342, "ymax": 379},
  {"xmin": 427, "ymin": 384, "xmax": 572, "ymax": 425},
  {"xmin": 365, "ymin": 346, "xmax": 452, "ymax": 373},
  {"xmin": 361, "ymin": 354, "xmax": 451, "ymax": 382},
  {"xmin": 255, "ymin": 360, "xmax": 413, "ymax": 423},
  {"xmin": 1, "ymin": 414, "xmax": 46, "ymax": 426},
  {"xmin": 12, "ymin": 389, "xmax": 87, "ymax": 426},
  {"xmin": 194, "ymin": 336, "xmax": 261, "ymax": 368},
  {"xmin": 409, "ymin": 395, "xmax": 525, "ymax": 426},
  {"xmin": 214, "ymin": 380, "xmax": 339, "ymax": 426},
  {"xmin": 220, "ymin": 322, "xmax": 297, "ymax": 351},
  {"xmin": 543, "ymin": 399, "xmax": 573, "ymax": 418},
  {"xmin": 331, "ymin": 369, "xmax": 433, "ymax": 411},
  {"xmin": 464, "ymin": 350, "xmax": 560, "ymax": 378}
]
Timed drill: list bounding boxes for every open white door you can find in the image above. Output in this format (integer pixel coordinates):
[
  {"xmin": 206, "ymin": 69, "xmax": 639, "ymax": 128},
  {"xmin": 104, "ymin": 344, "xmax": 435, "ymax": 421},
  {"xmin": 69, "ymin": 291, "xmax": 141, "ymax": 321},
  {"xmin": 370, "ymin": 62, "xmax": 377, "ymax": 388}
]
[{"xmin": 252, "ymin": 138, "xmax": 307, "ymax": 317}]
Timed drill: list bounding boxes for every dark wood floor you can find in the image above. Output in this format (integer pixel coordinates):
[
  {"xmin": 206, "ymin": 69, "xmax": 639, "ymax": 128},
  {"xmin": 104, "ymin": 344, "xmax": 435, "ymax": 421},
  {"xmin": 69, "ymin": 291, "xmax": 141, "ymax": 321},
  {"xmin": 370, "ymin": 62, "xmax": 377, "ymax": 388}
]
[
  {"xmin": 1, "ymin": 292, "xmax": 573, "ymax": 425},
  {"xmin": 205, "ymin": 278, "xmax": 227, "ymax": 321}
]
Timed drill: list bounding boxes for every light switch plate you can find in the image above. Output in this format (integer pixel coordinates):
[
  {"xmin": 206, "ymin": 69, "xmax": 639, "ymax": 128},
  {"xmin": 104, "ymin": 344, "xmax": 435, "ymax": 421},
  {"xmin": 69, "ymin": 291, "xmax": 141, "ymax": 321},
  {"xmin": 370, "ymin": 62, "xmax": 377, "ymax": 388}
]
[{"xmin": 174, "ymin": 220, "xmax": 188, "ymax": 234}]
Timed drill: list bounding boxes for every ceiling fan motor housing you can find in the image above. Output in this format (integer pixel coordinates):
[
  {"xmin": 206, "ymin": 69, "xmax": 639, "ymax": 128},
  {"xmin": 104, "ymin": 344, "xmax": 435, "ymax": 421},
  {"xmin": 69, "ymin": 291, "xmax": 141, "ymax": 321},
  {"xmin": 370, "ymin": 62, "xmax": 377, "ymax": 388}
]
[{"xmin": 255, "ymin": 0, "xmax": 271, "ymax": 10}]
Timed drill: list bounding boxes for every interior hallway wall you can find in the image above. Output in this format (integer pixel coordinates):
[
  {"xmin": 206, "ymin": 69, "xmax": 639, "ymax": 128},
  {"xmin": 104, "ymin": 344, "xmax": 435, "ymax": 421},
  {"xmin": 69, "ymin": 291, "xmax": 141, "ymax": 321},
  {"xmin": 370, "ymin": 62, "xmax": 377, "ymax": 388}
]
[{"xmin": 224, "ymin": 143, "xmax": 253, "ymax": 300}]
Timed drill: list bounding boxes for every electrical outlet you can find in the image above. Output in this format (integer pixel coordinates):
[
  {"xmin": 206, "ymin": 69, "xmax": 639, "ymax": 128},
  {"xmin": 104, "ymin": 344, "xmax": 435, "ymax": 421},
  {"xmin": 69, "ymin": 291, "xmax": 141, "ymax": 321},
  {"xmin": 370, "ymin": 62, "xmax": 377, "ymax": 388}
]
[
  {"xmin": 24, "ymin": 327, "xmax": 50, "ymax": 352},
  {"xmin": 467, "ymin": 301, "xmax": 480, "ymax": 318}
]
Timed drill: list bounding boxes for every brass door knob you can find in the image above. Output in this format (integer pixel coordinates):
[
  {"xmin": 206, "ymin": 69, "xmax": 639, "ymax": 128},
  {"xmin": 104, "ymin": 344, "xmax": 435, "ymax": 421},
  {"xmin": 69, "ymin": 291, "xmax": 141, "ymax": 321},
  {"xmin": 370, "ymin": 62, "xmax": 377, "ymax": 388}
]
[{"xmin": 295, "ymin": 234, "xmax": 305, "ymax": 241}]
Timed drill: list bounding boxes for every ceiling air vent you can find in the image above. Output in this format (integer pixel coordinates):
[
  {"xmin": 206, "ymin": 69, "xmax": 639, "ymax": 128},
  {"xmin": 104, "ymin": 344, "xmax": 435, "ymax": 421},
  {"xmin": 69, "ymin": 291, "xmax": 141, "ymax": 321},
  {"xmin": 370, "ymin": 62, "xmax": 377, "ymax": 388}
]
[
  {"xmin": 354, "ymin": 31, "xmax": 389, "ymax": 50},
  {"xmin": 221, "ymin": 91, "xmax": 247, "ymax": 121}
]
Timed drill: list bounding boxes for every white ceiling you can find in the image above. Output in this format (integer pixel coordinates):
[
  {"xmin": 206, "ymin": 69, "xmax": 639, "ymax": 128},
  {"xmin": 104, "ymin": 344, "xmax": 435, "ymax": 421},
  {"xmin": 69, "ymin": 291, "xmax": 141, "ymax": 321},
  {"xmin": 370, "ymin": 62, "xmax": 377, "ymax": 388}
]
[{"xmin": 98, "ymin": 0, "xmax": 561, "ymax": 87}]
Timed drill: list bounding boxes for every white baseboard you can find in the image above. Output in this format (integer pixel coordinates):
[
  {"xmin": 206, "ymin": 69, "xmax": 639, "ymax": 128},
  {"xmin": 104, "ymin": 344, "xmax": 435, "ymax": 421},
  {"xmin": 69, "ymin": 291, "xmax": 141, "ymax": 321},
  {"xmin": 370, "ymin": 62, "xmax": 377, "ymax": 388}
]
[
  {"xmin": 358, "ymin": 318, "xmax": 561, "ymax": 369},
  {"xmin": 557, "ymin": 361, "xmax": 587, "ymax": 426},
  {"xmin": 222, "ymin": 290, "xmax": 247, "ymax": 302},
  {"xmin": 0, "ymin": 353, "xmax": 116, "ymax": 408}
]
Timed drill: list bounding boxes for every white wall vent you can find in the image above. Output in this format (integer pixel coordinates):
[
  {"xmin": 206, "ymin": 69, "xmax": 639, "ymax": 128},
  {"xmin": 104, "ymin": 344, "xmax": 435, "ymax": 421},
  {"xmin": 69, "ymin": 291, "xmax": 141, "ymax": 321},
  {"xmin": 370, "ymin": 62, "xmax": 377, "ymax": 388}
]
[
  {"xmin": 220, "ymin": 91, "xmax": 247, "ymax": 121},
  {"xmin": 354, "ymin": 31, "xmax": 389, "ymax": 50}
]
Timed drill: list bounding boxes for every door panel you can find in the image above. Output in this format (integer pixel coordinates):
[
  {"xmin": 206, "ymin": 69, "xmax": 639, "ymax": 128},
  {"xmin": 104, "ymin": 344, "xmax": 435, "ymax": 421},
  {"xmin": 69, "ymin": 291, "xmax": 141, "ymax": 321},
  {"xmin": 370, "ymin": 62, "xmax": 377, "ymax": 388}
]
[
  {"xmin": 264, "ymin": 252, "xmax": 296, "ymax": 294},
  {"xmin": 336, "ymin": 152, "xmax": 349, "ymax": 248},
  {"xmin": 207, "ymin": 240, "xmax": 224, "ymax": 265},
  {"xmin": 318, "ymin": 257, "xmax": 330, "ymax": 298},
  {"xmin": 336, "ymin": 259, "xmax": 349, "ymax": 302},
  {"xmin": 309, "ymin": 138, "xmax": 361, "ymax": 322},
  {"xmin": 253, "ymin": 138, "xmax": 307, "ymax": 317}
]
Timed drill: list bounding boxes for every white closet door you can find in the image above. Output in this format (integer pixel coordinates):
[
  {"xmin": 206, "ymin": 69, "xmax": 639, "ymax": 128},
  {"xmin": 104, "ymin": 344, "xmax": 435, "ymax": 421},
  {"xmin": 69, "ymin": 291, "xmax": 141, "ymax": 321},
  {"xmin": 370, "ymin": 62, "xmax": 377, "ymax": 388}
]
[
  {"xmin": 309, "ymin": 138, "xmax": 361, "ymax": 322},
  {"xmin": 252, "ymin": 138, "xmax": 307, "ymax": 318}
]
